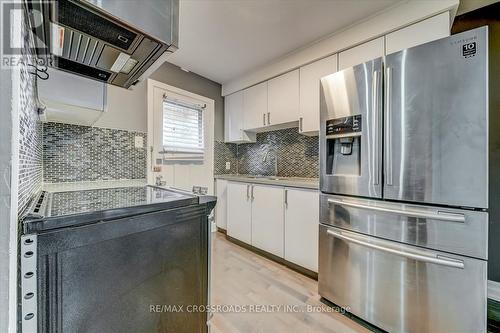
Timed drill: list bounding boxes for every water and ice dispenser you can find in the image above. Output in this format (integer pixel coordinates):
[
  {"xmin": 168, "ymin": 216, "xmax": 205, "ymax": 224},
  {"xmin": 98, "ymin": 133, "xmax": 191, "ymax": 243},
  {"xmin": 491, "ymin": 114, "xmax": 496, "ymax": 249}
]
[{"xmin": 325, "ymin": 115, "xmax": 362, "ymax": 176}]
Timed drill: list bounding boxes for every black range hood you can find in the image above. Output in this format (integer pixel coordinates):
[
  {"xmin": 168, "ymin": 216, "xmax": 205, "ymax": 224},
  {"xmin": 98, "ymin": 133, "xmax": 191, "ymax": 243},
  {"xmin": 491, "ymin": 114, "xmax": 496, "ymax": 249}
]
[{"xmin": 26, "ymin": 0, "xmax": 179, "ymax": 88}]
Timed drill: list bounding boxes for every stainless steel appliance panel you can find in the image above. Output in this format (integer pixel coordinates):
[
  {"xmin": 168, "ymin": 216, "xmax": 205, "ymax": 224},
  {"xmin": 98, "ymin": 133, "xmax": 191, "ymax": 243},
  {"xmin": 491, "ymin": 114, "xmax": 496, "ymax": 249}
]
[
  {"xmin": 320, "ymin": 58, "xmax": 383, "ymax": 198},
  {"xmin": 384, "ymin": 27, "xmax": 488, "ymax": 208},
  {"xmin": 318, "ymin": 225, "xmax": 487, "ymax": 333},
  {"xmin": 319, "ymin": 193, "xmax": 488, "ymax": 259}
]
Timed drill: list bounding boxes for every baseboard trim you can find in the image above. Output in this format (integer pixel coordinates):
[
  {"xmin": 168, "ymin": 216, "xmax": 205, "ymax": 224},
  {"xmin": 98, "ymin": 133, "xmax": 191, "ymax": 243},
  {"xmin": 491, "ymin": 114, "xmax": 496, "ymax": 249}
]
[
  {"xmin": 216, "ymin": 227, "xmax": 227, "ymax": 235},
  {"xmin": 225, "ymin": 235, "xmax": 318, "ymax": 280},
  {"xmin": 489, "ymin": 280, "xmax": 500, "ymax": 302}
]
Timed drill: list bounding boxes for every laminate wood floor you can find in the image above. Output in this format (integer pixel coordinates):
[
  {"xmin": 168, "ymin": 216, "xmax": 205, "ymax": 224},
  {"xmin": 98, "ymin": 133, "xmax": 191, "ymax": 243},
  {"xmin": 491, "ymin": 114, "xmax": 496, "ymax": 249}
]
[{"xmin": 209, "ymin": 232, "xmax": 371, "ymax": 333}]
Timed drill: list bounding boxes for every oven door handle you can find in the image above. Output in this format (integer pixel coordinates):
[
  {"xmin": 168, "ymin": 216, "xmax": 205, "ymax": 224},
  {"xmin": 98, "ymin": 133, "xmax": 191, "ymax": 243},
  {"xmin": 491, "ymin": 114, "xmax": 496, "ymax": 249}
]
[
  {"xmin": 327, "ymin": 198, "xmax": 465, "ymax": 223},
  {"xmin": 326, "ymin": 229, "xmax": 464, "ymax": 269}
]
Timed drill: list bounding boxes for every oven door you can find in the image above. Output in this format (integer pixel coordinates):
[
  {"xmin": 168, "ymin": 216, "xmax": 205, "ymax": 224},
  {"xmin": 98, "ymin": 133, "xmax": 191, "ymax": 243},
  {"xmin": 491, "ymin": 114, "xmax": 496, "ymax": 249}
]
[
  {"xmin": 318, "ymin": 224, "xmax": 487, "ymax": 333},
  {"xmin": 319, "ymin": 57, "xmax": 383, "ymax": 198}
]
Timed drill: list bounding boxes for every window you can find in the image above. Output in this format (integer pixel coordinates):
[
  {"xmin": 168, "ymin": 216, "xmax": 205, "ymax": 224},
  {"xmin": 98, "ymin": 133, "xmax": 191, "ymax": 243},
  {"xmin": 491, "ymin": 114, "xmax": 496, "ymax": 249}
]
[{"xmin": 162, "ymin": 97, "xmax": 205, "ymax": 155}]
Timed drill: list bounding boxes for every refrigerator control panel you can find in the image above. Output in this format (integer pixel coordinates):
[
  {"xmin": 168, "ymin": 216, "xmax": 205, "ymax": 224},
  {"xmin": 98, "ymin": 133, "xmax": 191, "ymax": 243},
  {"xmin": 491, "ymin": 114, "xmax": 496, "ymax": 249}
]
[{"xmin": 326, "ymin": 115, "xmax": 361, "ymax": 136}]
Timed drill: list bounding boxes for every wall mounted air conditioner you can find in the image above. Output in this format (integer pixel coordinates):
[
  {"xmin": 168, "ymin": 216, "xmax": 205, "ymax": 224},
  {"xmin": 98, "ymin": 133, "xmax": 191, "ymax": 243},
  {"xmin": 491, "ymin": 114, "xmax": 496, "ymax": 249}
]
[{"xmin": 37, "ymin": 67, "xmax": 107, "ymax": 126}]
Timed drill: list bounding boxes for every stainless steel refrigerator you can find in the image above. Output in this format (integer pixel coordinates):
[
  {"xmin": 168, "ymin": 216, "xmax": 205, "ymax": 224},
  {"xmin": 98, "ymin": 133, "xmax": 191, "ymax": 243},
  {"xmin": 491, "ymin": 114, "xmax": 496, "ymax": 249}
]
[{"xmin": 318, "ymin": 27, "xmax": 493, "ymax": 333}]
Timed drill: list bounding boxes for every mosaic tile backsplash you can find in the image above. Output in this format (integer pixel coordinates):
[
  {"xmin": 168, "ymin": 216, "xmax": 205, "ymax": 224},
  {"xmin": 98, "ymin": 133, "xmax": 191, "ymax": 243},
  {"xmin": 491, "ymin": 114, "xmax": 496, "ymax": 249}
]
[
  {"xmin": 214, "ymin": 127, "xmax": 319, "ymax": 178},
  {"xmin": 43, "ymin": 122, "xmax": 147, "ymax": 183},
  {"xmin": 214, "ymin": 141, "xmax": 238, "ymax": 175},
  {"xmin": 18, "ymin": 10, "xmax": 43, "ymax": 216}
]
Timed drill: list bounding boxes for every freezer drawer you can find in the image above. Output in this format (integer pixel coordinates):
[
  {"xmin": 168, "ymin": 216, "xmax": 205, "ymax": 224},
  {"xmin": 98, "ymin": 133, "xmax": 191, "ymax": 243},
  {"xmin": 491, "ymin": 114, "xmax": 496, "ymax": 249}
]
[
  {"xmin": 319, "ymin": 194, "xmax": 488, "ymax": 259},
  {"xmin": 318, "ymin": 225, "xmax": 487, "ymax": 333}
]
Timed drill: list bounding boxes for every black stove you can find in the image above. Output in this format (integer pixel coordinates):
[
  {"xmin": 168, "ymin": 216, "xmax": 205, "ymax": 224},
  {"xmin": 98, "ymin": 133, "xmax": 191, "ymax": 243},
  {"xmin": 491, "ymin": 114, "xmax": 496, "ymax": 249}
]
[{"xmin": 21, "ymin": 185, "xmax": 216, "ymax": 332}]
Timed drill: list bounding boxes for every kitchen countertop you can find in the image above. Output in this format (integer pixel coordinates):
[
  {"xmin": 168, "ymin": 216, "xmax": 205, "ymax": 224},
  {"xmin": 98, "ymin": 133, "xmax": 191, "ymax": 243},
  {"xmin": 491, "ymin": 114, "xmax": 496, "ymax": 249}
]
[
  {"xmin": 42, "ymin": 179, "xmax": 148, "ymax": 193},
  {"xmin": 214, "ymin": 174, "xmax": 319, "ymax": 190}
]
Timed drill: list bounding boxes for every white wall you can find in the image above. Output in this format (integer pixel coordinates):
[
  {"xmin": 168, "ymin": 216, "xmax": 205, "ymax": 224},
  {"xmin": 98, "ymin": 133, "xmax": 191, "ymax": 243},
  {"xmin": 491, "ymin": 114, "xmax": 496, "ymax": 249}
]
[
  {"xmin": 94, "ymin": 81, "xmax": 148, "ymax": 132},
  {"xmin": 0, "ymin": 55, "xmax": 16, "ymax": 333},
  {"xmin": 222, "ymin": 0, "xmax": 459, "ymax": 95},
  {"xmin": 93, "ymin": 61, "xmax": 225, "ymax": 141},
  {"xmin": 1, "ymin": 5, "xmax": 21, "ymax": 332}
]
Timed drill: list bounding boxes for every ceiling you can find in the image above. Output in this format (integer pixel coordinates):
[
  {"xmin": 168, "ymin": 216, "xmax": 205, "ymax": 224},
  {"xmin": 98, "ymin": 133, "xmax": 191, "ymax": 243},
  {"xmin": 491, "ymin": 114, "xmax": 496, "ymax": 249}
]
[{"xmin": 166, "ymin": 0, "xmax": 401, "ymax": 84}]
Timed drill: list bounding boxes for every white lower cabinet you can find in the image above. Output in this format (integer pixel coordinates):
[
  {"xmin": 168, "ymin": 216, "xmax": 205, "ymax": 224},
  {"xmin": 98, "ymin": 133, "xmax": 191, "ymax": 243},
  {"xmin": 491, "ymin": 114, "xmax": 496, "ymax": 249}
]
[
  {"xmin": 226, "ymin": 182, "xmax": 252, "ymax": 244},
  {"xmin": 251, "ymin": 185, "xmax": 284, "ymax": 257},
  {"xmin": 284, "ymin": 188, "xmax": 319, "ymax": 272},
  {"xmin": 225, "ymin": 181, "xmax": 319, "ymax": 272}
]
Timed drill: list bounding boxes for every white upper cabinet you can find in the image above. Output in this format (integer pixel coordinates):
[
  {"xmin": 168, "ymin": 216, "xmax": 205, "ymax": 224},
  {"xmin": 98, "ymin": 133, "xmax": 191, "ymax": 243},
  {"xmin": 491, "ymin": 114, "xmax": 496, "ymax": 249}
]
[
  {"xmin": 243, "ymin": 81, "xmax": 268, "ymax": 131},
  {"xmin": 385, "ymin": 12, "xmax": 450, "ymax": 55},
  {"xmin": 299, "ymin": 54, "xmax": 337, "ymax": 135},
  {"xmin": 267, "ymin": 69, "xmax": 300, "ymax": 126},
  {"xmin": 338, "ymin": 37, "xmax": 384, "ymax": 70},
  {"xmin": 224, "ymin": 91, "xmax": 255, "ymax": 143}
]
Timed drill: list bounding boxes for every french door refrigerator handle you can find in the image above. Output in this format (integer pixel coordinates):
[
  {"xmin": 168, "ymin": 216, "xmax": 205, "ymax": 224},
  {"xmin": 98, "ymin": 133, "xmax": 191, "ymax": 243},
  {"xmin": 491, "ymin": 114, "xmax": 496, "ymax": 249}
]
[
  {"xmin": 372, "ymin": 70, "xmax": 380, "ymax": 185},
  {"xmin": 327, "ymin": 198, "xmax": 465, "ymax": 223},
  {"xmin": 326, "ymin": 229, "xmax": 465, "ymax": 269},
  {"xmin": 385, "ymin": 67, "xmax": 393, "ymax": 185}
]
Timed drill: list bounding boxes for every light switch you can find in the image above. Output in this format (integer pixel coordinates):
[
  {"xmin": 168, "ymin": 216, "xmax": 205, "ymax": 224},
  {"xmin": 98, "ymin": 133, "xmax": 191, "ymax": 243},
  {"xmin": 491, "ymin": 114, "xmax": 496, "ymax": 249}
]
[
  {"xmin": 134, "ymin": 136, "xmax": 144, "ymax": 148},
  {"xmin": 225, "ymin": 162, "xmax": 231, "ymax": 170}
]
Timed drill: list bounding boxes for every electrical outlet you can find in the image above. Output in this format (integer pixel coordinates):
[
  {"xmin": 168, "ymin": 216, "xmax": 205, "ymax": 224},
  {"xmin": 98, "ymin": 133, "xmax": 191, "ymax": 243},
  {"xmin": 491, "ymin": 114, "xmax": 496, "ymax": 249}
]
[
  {"xmin": 134, "ymin": 136, "xmax": 144, "ymax": 148},
  {"xmin": 225, "ymin": 162, "xmax": 231, "ymax": 170}
]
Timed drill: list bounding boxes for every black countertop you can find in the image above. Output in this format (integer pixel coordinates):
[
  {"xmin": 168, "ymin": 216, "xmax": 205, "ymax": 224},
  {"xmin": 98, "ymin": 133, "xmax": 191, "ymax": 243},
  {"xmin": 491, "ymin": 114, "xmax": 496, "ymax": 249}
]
[{"xmin": 23, "ymin": 186, "xmax": 215, "ymax": 234}]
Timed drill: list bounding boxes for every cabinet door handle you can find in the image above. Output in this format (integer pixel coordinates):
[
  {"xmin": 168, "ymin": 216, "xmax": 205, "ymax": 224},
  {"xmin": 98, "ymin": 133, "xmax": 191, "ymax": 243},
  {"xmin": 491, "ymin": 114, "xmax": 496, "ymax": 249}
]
[
  {"xmin": 251, "ymin": 185, "xmax": 254, "ymax": 200},
  {"xmin": 263, "ymin": 113, "xmax": 266, "ymax": 126},
  {"xmin": 267, "ymin": 112, "xmax": 270, "ymax": 125},
  {"xmin": 246, "ymin": 184, "xmax": 250, "ymax": 200},
  {"xmin": 299, "ymin": 117, "xmax": 303, "ymax": 132},
  {"xmin": 284, "ymin": 189, "xmax": 288, "ymax": 207}
]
